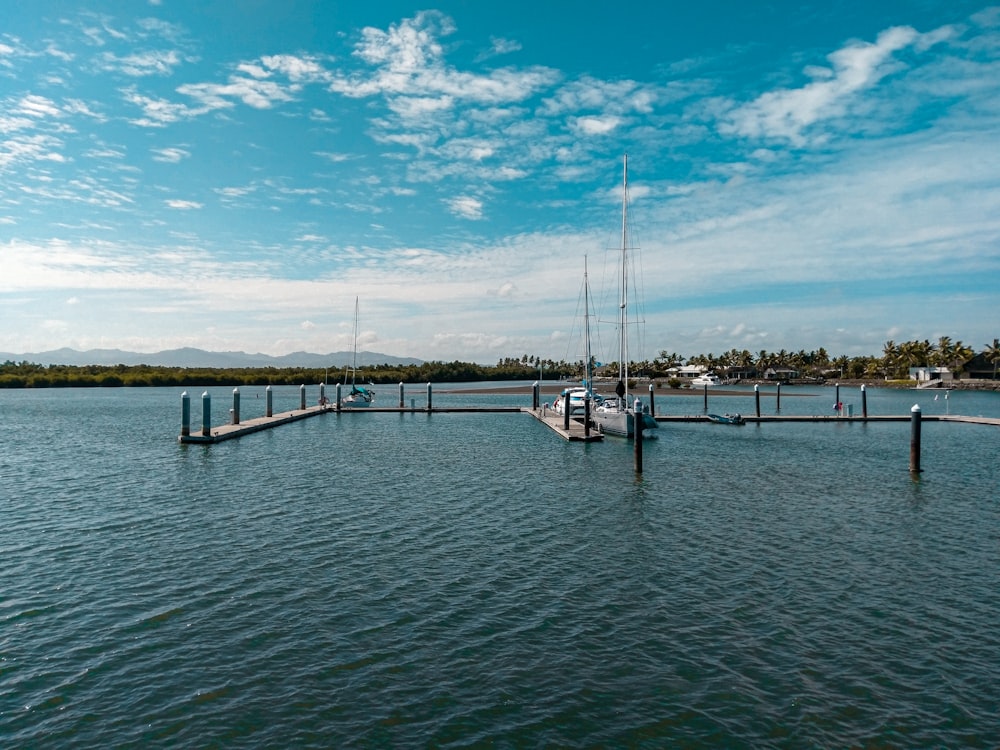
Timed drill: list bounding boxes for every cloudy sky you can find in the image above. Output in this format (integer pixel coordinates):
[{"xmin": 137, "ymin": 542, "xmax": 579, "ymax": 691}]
[{"xmin": 3, "ymin": 1, "xmax": 999, "ymax": 364}]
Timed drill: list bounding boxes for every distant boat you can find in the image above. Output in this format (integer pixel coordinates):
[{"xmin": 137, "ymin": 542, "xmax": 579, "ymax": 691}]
[
  {"xmin": 591, "ymin": 155, "xmax": 658, "ymax": 439},
  {"xmin": 340, "ymin": 297, "xmax": 374, "ymax": 407},
  {"xmin": 691, "ymin": 373, "xmax": 722, "ymax": 387},
  {"xmin": 707, "ymin": 413, "xmax": 745, "ymax": 425}
]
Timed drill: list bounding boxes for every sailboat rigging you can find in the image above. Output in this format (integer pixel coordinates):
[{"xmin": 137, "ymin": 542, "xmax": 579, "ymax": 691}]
[
  {"xmin": 553, "ymin": 256, "xmax": 603, "ymax": 416},
  {"xmin": 340, "ymin": 296, "xmax": 374, "ymax": 407},
  {"xmin": 592, "ymin": 155, "xmax": 658, "ymax": 438}
]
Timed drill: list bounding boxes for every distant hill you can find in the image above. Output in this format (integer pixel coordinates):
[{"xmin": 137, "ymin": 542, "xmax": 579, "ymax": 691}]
[{"xmin": 0, "ymin": 347, "xmax": 423, "ymax": 369}]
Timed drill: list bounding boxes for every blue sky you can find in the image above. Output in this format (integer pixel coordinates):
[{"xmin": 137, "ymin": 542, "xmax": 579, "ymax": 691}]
[{"xmin": 3, "ymin": 1, "xmax": 999, "ymax": 364}]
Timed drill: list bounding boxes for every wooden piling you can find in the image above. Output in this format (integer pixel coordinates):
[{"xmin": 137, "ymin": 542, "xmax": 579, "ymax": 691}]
[{"xmin": 909, "ymin": 404, "xmax": 922, "ymax": 474}]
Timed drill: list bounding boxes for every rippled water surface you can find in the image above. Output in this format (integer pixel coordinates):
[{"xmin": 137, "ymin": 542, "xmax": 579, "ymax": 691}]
[{"xmin": 2, "ymin": 385, "xmax": 999, "ymax": 747}]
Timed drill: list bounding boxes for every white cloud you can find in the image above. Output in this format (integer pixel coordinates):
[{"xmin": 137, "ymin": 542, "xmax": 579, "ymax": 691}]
[
  {"xmin": 151, "ymin": 147, "xmax": 190, "ymax": 163},
  {"xmin": 97, "ymin": 48, "xmax": 184, "ymax": 76},
  {"xmin": 446, "ymin": 195, "xmax": 484, "ymax": 220},
  {"xmin": 722, "ymin": 24, "xmax": 954, "ymax": 145},
  {"xmin": 165, "ymin": 199, "xmax": 202, "ymax": 209}
]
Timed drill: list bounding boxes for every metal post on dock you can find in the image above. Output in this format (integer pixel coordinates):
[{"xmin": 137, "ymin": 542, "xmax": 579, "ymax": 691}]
[
  {"xmin": 399, "ymin": 382, "xmax": 404, "ymax": 408},
  {"xmin": 861, "ymin": 385, "xmax": 867, "ymax": 419},
  {"xmin": 703, "ymin": 383, "xmax": 708, "ymax": 412},
  {"xmin": 299, "ymin": 384, "xmax": 306, "ymax": 411},
  {"xmin": 319, "ymin": 382, "xmax": 325, "ymax": 406},
  {"xmin": 266, "ymin": 385, "xmax": 273, "ymax": 417},
  {"xmin": 533, "ymin": 381, "xmax": 539, "ymax": 410},
  {"xmin": 427, "ymin": 383, "xmax": 432, "ymax": 412},
  {"xmin": 201, "ymin": 391, "xmax": 211, "ymax": 436},
  {"xmin": 754, "ymin": 384, "xmax": 761, "ymax": 418},
  {"xmin": 776, "ymin": 382, "xmax": 782, "ymax": 413},
  {"xmin": 648, "ymin": 384, "xmax": 655, "ymax": 416},
  {"xmin": 180, "ymin": 391, "xmax": 190, "ymax": 436},
  {"xmin": 336, "ymin": 384, "xmax": 342, "ymax": 412},
  {"xmin": 232, "ymin": 387, "xmax": 240, "ymax": 425},
  {"xmin": 563, "ymin": 392, "xmax": 570, "ymax": 431},
  {"xmin": 584, "ymin": 396, "xmax": 591, "ymax": 437},
  {"xmin": 909, "ymin": 404, "xmax": 922, "ymax": 474},
  {"xmin": 835, "ymin": 382, "xmax": 841, "ymax": 416},
  {"xmin": 634, "ymin": 412, "xmax": 644, "ymax": 473}
]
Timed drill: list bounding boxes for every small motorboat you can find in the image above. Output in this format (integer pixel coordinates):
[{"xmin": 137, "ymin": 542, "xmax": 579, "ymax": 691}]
[{"xmin": 707, "ymin": 413, "xmax": 745, "ymax": 425}]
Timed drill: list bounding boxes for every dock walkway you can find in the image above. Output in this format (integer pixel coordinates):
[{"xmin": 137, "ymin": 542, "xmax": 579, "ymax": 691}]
[{"xmin": 179, "ymin": 402, "xmax": 998, "ymax": 444}]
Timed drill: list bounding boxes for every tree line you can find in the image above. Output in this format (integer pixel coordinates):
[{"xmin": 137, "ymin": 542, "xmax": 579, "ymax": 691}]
[{"xmin": 2, "ymin": 337, "xmax": 998, "ymax": 388}]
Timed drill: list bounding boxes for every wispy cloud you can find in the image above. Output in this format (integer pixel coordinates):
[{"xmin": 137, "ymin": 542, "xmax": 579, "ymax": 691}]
[
  {"xmin": 151, "ymin": 146, "xmax": 189, "ymax": 162},
  {"xmin": 721, "ymin": 25, "xmax": 956, "ymax": 145},
  {"xmin": 164, "ymin": 199, "xmax": 202, "ymax": 209}
]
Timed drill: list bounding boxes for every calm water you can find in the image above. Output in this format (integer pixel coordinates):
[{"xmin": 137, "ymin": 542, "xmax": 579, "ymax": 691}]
[{"xmin": 2, "ymin": 384, "xmax": 999, "ymax": 747}]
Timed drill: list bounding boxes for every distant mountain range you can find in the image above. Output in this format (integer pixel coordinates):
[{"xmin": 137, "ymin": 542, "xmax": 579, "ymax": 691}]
[{"xmin": 1, "ymin": 347, "xmax": 423, "ymax": 369}]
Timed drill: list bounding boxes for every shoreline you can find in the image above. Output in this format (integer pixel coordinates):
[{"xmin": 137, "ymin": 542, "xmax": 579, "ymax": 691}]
[{"xmin": 440, "ymin": 378, "xmax": 1000, "ymax": 396}]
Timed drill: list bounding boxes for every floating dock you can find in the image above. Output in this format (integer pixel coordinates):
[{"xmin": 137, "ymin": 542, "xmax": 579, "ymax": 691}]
[
  {"xmin": 178, "ymin": 386, "xmax": 999, "ymax": 444},
  {"xmin": 524, "ymin": 408, "xmax": 604, "ymax": 442}
]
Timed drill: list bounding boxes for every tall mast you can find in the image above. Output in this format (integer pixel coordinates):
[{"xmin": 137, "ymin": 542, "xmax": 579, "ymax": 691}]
[
  {"xmin": 584, "ymin": 255, "xmax": 592, "ymax": 388},
  {"xmin": 620, "ymin": 154, "xmax": 629, "ymax": 401}
]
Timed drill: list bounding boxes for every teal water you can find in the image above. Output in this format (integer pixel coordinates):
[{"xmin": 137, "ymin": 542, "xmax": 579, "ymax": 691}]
[{"xmin": 2, "ymin": 385, "xmax": 999, "ymax": 747}]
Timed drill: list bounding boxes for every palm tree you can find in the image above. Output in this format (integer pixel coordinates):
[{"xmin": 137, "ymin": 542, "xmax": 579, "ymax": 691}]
[{"xmin": 986, "ymin": 338, "xmax": 1000, "ymax": 380}]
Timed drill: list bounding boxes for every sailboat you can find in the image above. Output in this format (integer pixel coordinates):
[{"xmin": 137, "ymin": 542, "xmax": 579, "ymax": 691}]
[
  {"xmin": 553, "ymin": 256, "xmax": 604, "ymax": 416},
  {"xmin": 592, "ymin": 155, "xmax": 659, "ymax": 438},
  {"xmin": 340, "ymin": 297, "xmax": 374, "ymax": 407}
]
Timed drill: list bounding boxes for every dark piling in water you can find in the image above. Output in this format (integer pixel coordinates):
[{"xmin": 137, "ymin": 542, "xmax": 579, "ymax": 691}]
[
  {"xmin": 910, "ymin": 404, "xmax": 922, "ymax": 474},
  {"xmin": 634, "ymin": 413, "xmax": 644, "ymax": 473}
]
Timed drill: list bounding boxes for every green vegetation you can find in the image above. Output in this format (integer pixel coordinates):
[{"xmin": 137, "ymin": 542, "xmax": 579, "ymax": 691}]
[
  {"xmin": 0, "ymin": 359, "xmax": 564, "ymax": 389},
  {"xmin": 2, "ymin": 337, "xmax": 998, "ymax": 388}
]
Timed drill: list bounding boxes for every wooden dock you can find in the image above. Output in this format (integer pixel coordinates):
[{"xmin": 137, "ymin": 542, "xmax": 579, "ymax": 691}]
[{"xmin": 524, "ymin": 407, "xmax": 604, "ymax": 441}]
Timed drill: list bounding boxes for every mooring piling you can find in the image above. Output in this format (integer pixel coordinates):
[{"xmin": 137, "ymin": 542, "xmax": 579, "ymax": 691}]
[
  {"xmin": 299, "ymin": 384, "xmax": 306, "ymax": 410},
  {"xmin": 266, "ymin": 385, "xmax": 273, "ymax": 417},
  {"xmin": 634, "ymin": 412, "xmax": 644, "ymax": 473},
  {"xmin": 181, "ymin": 391, "xmax": 190, "ymax": 436},
  {"xmin": 201, "ymin": 391, "xmax": 211, "ymax": 435},
  {"xmin": 399, "ymin": 382, "xmax": 405, "ymax": 408},
  {"xmin": 776, "ymin": 382, "xmax": 782, "ymax": 412},
  {"xmin": 648, "ymin": 384, "xmax": 656, "ymax": 416},
  {"xmin": 563, "ymin": 392, "xmax": 571, "ymax": 431},
  {"xmin": 703, "ymin": 383, "xmax": 708, "ymax": 412},
  {"xmin": 232, "ymin": 388, "xmax": 240, "ymax": 425},
  {"xmin": 910, "ymin": 404, "xmax": 922, "ymax": 474},
  {"xmin": 336, "ymin": 383, "xmax": 342, "ymax": 411},
  {"xmin": 427, "ymin": 383, "xmax": 433, "ymax": 411},
  {"xmin": 755, "ymin": 384, "xmax": 761, "ymax": 418},
  {"xmin": 533, "ymin": 381, "xmax": 540, "ymax": 410},
  {"xmin": 861, "ymin": 385, "xmax": 868, "ymax": 418}
]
